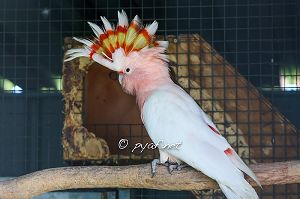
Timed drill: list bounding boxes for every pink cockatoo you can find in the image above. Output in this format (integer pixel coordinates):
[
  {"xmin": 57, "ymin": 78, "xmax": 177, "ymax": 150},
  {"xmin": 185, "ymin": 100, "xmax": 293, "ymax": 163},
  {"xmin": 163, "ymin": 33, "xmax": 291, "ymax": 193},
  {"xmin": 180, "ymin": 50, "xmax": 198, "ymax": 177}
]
[{"xmin": 65, "ymin": 10, "xmax": 261, "ymax": 199}]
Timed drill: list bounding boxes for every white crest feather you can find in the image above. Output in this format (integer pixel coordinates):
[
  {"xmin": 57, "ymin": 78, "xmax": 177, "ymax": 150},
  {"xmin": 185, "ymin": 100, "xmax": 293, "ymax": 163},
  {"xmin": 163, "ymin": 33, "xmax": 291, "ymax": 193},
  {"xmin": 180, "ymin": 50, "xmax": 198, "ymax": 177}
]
[
  {"xmin": 101, "ymin": 16, "xmax": 113, "ymax": 31},
  {"xmin": 92, "ymin": 53, "xmax": 116, "ymax": 71},
  {"xmin": 73, "ymin": 37, "xmax": 93, "ymax": 47},
  {"xmin": 87, "ymin": 22, "xmax": 104, "ymax": 38},
  {"xmin": 118, "ymin": 10, "xmax": 129, "ymax": 27},
  {"xmin": 101, "ymin": 52, "xmax": 113, "ymax": 61},
  {"xmin": 140, "ymin": 47, "xmax": 169, "ymax": 62},
  {"xmin": 64, "ymin": 48, "xmax": 90, "ymax": 62},
  {"xmin": 145, "ymin": 20, "xmax": 158, "ymax": 36},
  {"xmin": 156, "ymin": 41, "xmax": 169, "ymax": 49},
  {"xmin": 132, "ymin": 15, "xmax": 141, "ymax": 26}
]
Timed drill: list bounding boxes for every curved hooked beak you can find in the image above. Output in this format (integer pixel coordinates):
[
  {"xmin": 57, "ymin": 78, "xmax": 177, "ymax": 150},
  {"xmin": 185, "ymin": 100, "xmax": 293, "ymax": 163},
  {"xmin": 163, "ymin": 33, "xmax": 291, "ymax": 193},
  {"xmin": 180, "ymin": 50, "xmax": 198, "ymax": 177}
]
[{"xmin": 118, "ymin": 74, "xmax": 124, "ymax": 84}]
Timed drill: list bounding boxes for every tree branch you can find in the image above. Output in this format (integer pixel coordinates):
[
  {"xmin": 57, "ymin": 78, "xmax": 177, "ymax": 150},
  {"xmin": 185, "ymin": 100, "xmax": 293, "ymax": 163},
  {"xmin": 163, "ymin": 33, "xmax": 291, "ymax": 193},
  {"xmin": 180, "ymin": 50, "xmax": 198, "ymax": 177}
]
[{"xmin": 0, "ymin": 161, "xmax": 299, "ymax": 199}]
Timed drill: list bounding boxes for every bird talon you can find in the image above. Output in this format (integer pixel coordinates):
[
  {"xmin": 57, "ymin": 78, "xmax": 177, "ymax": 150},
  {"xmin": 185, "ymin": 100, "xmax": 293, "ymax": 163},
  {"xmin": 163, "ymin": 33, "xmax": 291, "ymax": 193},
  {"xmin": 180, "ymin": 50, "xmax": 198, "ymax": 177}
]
[
  {"xmin": 168, "ymin": 164, "xmax": 177, "ymax": 174},
  {"xmin": 167, "ymin": 163, "xmax": 187, "ymax": 174},
  {"xmin": 151, "ymin": 159, "xmax": 171, "ymax": 177},
  {"xmin": 177, "ymin": 164, "xmax": 187, "ymax": 171},
  {"xmin": 151, "ymin": 159, "xmax": 160, "ymax": 177}
]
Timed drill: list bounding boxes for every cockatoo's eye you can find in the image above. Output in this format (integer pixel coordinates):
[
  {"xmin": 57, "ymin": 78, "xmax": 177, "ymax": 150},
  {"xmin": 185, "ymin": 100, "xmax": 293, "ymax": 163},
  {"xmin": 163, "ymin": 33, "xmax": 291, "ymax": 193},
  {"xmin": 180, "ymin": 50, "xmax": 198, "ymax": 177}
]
[{"xmin": 125, "ymin": 67, "xmax": 131, "ymax": 74}]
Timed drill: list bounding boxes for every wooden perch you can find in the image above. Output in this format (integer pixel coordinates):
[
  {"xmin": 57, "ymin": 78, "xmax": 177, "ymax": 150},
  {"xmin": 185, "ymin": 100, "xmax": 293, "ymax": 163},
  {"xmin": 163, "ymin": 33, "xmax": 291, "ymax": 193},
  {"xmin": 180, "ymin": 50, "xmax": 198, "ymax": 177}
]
[{"xmin": 0, "ymin": 161, "xmax": 299, "ymax": 199}]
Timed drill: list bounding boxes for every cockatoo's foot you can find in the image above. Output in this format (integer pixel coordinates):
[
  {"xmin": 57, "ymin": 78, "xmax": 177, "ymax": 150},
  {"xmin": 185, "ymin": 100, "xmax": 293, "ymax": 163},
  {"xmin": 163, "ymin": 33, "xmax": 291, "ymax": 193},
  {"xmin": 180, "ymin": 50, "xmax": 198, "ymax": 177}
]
[
  {"xmin": 151, "ymin": 159, "xmax": 160, "ymax": 177},
  {"xmin": 151, "ymin": 159, "xmax": 187, "ymax": 177},
  {"xmin": 151, "ymin": 159, "xmax": 169, "ymax": 177},
  {"xmin": 168, "ymin": 163, "xmax": 187, "ymax": 174}
]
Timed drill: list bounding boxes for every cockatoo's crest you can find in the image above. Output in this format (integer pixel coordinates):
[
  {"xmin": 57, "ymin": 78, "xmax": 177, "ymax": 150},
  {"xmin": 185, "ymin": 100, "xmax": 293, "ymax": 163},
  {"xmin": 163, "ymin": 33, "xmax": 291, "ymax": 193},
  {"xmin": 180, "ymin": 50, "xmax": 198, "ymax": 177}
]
[{"xmin": 65, "ymin": 10, "xmax": 168, "ymax": 71}]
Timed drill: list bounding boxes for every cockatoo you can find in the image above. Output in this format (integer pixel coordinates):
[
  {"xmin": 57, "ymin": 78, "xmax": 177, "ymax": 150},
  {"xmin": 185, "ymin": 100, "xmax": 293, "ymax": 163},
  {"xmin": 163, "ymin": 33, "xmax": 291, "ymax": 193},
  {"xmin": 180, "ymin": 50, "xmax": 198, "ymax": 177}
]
[{"xmin": 65, "ymin": 10, "xmax": 261, "ymax": 199}]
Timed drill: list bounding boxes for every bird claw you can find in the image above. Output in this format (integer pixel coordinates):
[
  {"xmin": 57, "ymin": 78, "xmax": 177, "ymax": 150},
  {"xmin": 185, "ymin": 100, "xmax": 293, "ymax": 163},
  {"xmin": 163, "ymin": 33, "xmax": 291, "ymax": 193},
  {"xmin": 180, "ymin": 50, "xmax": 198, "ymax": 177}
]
[
  {"xmin": 151, "ymin": 159, "xmax": 187, "ymax": 176},
  {"xmin": 151, "ymin": 159, "xmax": 159, "ymax": 177},
  {"xmin": 151, "ymin": 159, "xmax": 169, "ymax": 177},
  {"xmin": 168, "ymin": 163, "xmax": 187, "ymax": 174}
]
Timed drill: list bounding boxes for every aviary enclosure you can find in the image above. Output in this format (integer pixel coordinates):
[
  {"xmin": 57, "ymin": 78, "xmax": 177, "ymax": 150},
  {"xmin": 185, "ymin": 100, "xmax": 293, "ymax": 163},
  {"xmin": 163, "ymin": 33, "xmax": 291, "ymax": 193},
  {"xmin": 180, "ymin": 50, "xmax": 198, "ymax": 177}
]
[{"xmin": 0, "ymin": 0, "xmax": 299, "ymax": 199}]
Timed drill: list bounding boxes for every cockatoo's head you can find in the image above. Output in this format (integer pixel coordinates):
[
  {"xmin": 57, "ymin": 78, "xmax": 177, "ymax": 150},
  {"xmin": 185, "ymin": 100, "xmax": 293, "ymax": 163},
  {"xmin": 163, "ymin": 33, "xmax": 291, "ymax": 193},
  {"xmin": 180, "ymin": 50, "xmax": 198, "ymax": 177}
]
[{"xmin": 65, "ymin": 10, "xmax": 171, "ymax": 96}]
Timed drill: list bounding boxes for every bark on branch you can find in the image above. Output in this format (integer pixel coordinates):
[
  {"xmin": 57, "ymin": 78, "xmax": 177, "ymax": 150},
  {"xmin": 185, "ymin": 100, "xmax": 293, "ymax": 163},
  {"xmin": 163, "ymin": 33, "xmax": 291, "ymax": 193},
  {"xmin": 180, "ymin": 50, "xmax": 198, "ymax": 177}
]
[{"xmin": 0, "ymin": 161, "xmax": 299, "ymax": 199}]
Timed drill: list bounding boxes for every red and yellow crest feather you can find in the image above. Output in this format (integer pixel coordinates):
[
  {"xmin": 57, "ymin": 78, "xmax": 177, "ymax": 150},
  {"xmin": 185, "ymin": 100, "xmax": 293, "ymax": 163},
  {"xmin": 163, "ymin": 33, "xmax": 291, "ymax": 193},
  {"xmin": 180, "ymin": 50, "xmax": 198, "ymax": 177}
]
[
  {"xmin": 70, "ymin": 11, "xmax": 163, "ymax": 61},
  {"xmin": 65, "ymin": 10, "xmax": 168, "ymax": 70}
]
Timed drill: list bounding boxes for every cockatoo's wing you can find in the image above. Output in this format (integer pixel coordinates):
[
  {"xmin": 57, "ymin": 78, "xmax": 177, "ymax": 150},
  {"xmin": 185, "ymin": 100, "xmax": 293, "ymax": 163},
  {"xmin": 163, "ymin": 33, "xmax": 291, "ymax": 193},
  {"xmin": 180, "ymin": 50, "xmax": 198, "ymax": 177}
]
[{"xmin": 142, "ymin": 84, "xmax": 260, "ymax": 199}]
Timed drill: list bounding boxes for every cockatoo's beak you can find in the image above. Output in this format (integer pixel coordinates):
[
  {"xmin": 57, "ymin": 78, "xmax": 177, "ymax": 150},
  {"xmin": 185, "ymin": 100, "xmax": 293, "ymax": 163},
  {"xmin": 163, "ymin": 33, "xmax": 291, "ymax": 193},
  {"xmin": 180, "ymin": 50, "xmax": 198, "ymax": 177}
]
[{"xmin": 118, "ymin": 74, "xmax": 124, "ymax": 85}]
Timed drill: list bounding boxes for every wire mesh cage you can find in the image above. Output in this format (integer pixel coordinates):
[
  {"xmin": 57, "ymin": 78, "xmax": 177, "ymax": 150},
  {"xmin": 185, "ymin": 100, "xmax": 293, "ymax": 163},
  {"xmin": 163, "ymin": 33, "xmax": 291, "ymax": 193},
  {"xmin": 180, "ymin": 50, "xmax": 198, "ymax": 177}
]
[{"xmin": 0, "ymin": 0, "xmax": 299, "ymax": 198}]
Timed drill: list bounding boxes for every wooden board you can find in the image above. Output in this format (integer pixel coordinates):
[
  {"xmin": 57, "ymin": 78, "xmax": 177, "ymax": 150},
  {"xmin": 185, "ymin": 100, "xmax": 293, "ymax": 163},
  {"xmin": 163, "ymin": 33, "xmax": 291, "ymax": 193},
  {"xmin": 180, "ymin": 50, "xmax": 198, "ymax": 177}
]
[{"xmin": 84, "ymin": 65, "xmax": 153, "ymax": 157}]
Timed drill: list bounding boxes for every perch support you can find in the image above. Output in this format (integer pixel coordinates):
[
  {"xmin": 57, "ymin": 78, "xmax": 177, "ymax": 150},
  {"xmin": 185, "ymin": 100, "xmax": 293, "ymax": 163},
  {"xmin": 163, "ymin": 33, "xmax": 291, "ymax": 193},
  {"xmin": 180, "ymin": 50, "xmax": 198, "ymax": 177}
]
[{"xmin": 0, "ymin": 160, "xmax": 299, "ymax": 199}]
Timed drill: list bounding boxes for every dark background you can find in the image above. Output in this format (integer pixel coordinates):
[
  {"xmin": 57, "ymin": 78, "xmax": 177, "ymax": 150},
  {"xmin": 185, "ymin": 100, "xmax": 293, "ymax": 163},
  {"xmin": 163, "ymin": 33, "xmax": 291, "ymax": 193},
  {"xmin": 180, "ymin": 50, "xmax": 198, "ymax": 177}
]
[{"xmin": 0, "ymin": 0, "xmax": 299, "ymax": 198}]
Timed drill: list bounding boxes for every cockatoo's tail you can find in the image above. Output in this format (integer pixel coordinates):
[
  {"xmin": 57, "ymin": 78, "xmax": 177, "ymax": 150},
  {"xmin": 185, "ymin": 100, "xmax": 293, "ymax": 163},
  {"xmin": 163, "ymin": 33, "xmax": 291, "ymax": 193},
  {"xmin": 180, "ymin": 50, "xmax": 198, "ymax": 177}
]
[{"xmin": 65, "ymin": 10, "xmax": 168, "ymax": 72}]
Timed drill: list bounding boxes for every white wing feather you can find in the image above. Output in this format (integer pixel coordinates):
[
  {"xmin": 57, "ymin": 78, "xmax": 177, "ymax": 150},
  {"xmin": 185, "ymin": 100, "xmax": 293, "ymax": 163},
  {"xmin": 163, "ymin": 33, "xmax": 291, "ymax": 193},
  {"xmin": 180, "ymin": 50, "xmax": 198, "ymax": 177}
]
[{"xmin": 142, "ymin": 84, "xmax": 260, "ymax": 199}]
